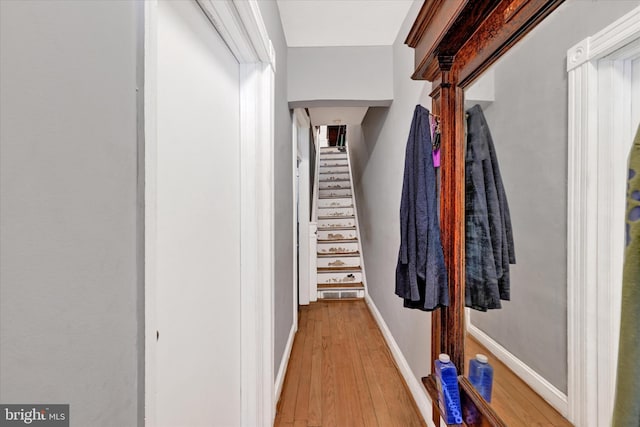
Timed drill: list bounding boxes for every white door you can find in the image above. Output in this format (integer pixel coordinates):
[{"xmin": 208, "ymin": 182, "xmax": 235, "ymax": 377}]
[{"xmin": 154, "ymin": 1, "xmax": 241, "ymax": 425}]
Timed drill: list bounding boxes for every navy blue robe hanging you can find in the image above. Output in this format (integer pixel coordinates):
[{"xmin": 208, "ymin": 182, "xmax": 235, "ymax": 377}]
[{"xmin": 396, "ymin": 105, "xmax": 448, "ymax": 311}]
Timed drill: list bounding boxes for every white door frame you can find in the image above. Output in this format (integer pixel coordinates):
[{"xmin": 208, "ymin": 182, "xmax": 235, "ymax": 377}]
[
  {"xmin": 567, "ymin": 6, "xmax": 640, "ymax": 426},
  {"xmin": 294, "ymin": 108, "xmax": 312, "ymax": 305},
  {"xmin": 144, "ymin": 1, "xmax": 276, "ymax": 425},
  {"xmin": 292, "ymin": 123, "xmax": 300, "ymax": 317}
]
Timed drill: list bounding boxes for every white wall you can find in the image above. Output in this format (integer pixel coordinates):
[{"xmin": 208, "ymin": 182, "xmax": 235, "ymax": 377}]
[
  {"xmin": 288, "ymin": 46, "xmax": 393, "ymax": 106},
  {"xmin": 0, "ymin": 1, "xmax": 141, "ymax": 425},
  {"xmin": 347, "ymin": 0, "xmax": 434, "ymax": 387},
  {"xmin": 257, "ymin": 0, "xmax": 295, "ymax": 376},
  {"xmin": 468, "ymin": 0, "xmax": 640, "ymax": 394},
  {"xmin": 154, "ymin": 1, "xmax": 241, "ymax": 425}
]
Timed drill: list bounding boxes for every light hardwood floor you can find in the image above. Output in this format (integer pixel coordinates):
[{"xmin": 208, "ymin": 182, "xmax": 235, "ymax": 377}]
[
  {"xmin": 275, "ymin": 300, "xmax": 426, "ymax": 427},
  {"xmin": 275, "ymin": 300, "xmax": 572, "ymax": 427},
  {"xmin": 465, "ymin": 334, "xmax": 573, "ymax": 426}
]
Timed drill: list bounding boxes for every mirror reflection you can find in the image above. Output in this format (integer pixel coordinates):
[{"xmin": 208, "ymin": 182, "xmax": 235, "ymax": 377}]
[{"xmin": 461, "ymin": 1, "xmax": 640, "ymax": 425}]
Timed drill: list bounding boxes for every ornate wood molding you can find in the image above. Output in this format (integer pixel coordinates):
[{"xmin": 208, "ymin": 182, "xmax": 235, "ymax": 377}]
[{"xmin": 409, "ymin": 0, "xmax": 564, "ymax": 83}]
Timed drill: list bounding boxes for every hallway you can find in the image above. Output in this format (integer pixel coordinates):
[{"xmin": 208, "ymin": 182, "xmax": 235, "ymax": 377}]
[{"xmin": 275, "ymin": 301, "xmax": 426, "ymax": 427}]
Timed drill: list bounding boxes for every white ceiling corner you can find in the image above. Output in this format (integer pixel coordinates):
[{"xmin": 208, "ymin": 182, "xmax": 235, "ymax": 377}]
[{"xmin": 276, "ymin": 0, "xmax": 415, "ymax": 47}]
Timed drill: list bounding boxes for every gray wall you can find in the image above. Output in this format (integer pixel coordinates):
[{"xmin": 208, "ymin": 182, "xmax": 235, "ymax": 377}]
[
  {"xmin": 257, "ymin": 0, "xmax": 294, "ymax": 375},
  {"xmin": 468, "ymin": 0, "xmax": 639, "ymax": 394},
  {"xmin": 0, "ymin": 1, "xmax": 141, "ymax": 426},
  {"xmin": 347, "ymin": 0, "xmax": 434, "ymax": 386},
  {"xmin": 288, "ymin": 46, "xmax": 393, "ymax": 105}
]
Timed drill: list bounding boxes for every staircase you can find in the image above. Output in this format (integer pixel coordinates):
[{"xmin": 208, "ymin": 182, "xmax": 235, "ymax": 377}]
[{"xmin": 315, "ymin": 146, "xmax": 366, "ymax": 300}]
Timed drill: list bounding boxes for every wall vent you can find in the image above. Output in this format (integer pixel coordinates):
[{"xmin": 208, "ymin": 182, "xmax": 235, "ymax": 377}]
[{"xmin": 318, "ymin": 289, "xmax": 364, "ymax": 300}]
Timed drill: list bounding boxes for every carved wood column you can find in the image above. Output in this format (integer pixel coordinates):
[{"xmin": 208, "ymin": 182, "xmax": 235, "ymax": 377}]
[{"xmin": 434, "ymin": 56, "xmax": 466, "ymax": 374}]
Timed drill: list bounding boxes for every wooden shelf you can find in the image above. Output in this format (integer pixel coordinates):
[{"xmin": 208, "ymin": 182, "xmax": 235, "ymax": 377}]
[{"xmin": 422, "ymin": 375, "xmax": 506, "ymax": 427}]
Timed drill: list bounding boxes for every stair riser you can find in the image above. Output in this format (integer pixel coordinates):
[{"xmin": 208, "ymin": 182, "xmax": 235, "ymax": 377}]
[
  {"xmin": 318, "ymin": 198, "xmax": 352, "ymax": 208},
  {"xmin": 317, "ymin": 256, "xmax": 361, "ymax": 269},
  {"xmin": 320, "ymin": 161, "xmax": 348, "ymax": 168},
  {"xmin": 319, "ymin": 189, "xmax": 352, "ymax": 197},
  {"xmin": 320, "ymin": 147, "xmax": 344, "ymax": 153},
  {"xmin": 319, "ymin": 172, "xmax": 350, "ymax": 180},
  {"xmin": 317, "ymin": 242, "xmax": 359, "ymax": 255},
  {"xmin": 318, "ymin": 207, "xmax": 354, "ymax": 218},
  {"xmin": 320, "ymin": 167, "xmax": 349, "ymax": 174},
  {"xmin": 318, "ymin": 271, "xmax": 363, "ymax": 285},
  {"xmin": 317, "ymin": 218, "xmax": 356, "ymax": 229},
  {"xmin": 318, "ymin": 229, "xmax": 357, "ymax": 241},
  {"xmin": 319, "ymin": 182, "xmax": 350, "ymax": 190},
  {"xmin": 321, "ymin": 154, "xmax": 348, "ymax": 160}
]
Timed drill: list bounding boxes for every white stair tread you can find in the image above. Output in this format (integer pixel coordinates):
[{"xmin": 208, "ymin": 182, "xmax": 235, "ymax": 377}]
[
  {"xmin": 317, "ymin": 283, "xmax": 364, "ymax": 290},
  {"xmin": 317, "ymin": 253, "xmax": 360, "ymax": 258},
  {"xmin": 319, "ymin": 195, "xmax": 353, "ymax": 199},
  {"xmin": 317, "ymin": 249, "xmax": 359, "ymax": 255},
  {"xmin": 317, "ymin": 239, "xmax": 358, "ymax": 245},
  {"xmin": 318, "ymin": 266, "xmax": 362, "ymax": 272}
]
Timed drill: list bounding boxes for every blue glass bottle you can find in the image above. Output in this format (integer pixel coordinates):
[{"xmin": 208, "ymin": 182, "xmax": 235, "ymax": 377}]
[
  {"xmin": 469, "ymin": 354, "xmax": 493, "ymax": 402},
  {"xmin": 434, "ymin": 353, "xmax": 463, "ymax": 425}
]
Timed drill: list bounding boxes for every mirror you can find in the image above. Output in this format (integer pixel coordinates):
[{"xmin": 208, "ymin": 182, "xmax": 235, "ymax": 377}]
[{"xmin": 461, "ymin": 1, "xmax": 640, "ymax": 425}]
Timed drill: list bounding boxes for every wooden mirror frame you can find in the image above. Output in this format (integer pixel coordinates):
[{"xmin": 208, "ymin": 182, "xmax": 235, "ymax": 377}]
[{"xmin": 405, "ymin": 1, "xmax": 565, "ymax": 425}]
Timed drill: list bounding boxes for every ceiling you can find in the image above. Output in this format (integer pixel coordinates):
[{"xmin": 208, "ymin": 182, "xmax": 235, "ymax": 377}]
[
  {"xmin": 308, "ymin": 107, "xmax": 369, "ymax": 127},
  {"xmin": 276, "ymin": 0, "xmax": 415, "ymax": 47}
]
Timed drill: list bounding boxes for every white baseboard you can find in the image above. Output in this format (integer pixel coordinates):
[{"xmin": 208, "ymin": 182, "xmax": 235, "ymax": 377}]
[
  {"xmin": 467, "ymin": 323, "xmax": 568, "ymax": 417},
  {"xmin": 275, "ymin": 322, "xmax": 297, "ymax": 408},
  {"xmin": 365, "ymin": 295, "xmax": 436, "ymax": 427}
]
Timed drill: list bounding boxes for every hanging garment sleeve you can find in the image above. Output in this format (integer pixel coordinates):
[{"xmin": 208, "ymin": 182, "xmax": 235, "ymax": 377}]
[{"xmin": 612, "ymin": 123, "xmax": 640, "ymax": 427}]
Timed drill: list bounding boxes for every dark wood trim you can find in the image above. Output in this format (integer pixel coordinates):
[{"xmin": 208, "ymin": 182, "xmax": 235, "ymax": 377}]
[
  {"xmin": 409, "ymin": 0, "xmax": 564, "ymax": 82},
  {"xmin": 318, "ymin": 268, "xmax": 360, "ymax": 274},
  {"xmin": 316, "ymin": 282, "xmax": 364, "ymax": 289},
  {"xmin": 453, "ymin": 0, "xmax": 565, "ymax": 87},
  {"xmin": 436, "ymin": 62, "xmax": 467, "ymax": 374},
  {"xmin": 405, "ymin": 0, "xmax": 447, "ymax": 47},
  {"xmin": 409, "ymin": 0, "xmax": 466, "ymax": 79},
  {"xmin": 316, "ymin": 239, "xmax": 358, "ymax": 244}
]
